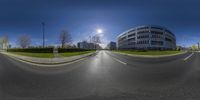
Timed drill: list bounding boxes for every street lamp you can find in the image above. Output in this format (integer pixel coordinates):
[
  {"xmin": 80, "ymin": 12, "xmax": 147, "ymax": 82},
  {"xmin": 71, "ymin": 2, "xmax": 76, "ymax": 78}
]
[{"xmin": 42, "ymin": 22, "xmax": 45, "ymax": 48}]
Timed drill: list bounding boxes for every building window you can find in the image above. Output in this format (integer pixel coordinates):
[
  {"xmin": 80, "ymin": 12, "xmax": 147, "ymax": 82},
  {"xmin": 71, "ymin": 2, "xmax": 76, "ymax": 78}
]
[
  {"xmin": 137, "ymin": 30, "xmax": 149, "ymax": 34},
  {"xmin": 151, "ymin": 41, "xmax": 163, "ymax": 45},
  {"xmin": 165, "ymin": 30, "xmax": 175, "ymax": 36},
  {"xmin": 137, "ymin": 40, "xmax": 149, "ymax": 44},
  {"xmin": 151, "ymin": 35, "xmax": 162, "ymax": 38},
  {"xmin": 165, "ymin": 37, "xmax": 172, "ymax": 42},
  {"xmin": 119, "ymin": 36, "xmax": 126, "ymax": 42},
  {"xmin": 128, "ymin": 42, "xmax": 136, "ymax": 45},
  {"xmin": 128, "ymin": 33, "xmax": 135, "ymax": 37},
  {"xmin": 128, "ymin": 38, "xmax": 135, "ymax": 41},
  {"xmin": 151, "ymin": 27, "xmax": 163, "ymax": 30},
  {"xmin": 151, "ymin": 31, "xmax": 163, "ymax": 35},
  {"xmin": 137, "ymin": 27, "xmax": 149, "ymax": 30},
  {"xmin": 128, "ymin": 29, "xmax": 136, "ymax": 33},
  {"xmin": 137, "ymin": 35, "xmax": 149, "ymax": 39}
]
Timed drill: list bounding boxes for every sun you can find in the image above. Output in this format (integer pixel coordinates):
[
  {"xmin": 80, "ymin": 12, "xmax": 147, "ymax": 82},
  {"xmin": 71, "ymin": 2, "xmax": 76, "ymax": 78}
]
[{"xmin": 97, "ymin": 29, "xmax": 103, "ymax": 34}]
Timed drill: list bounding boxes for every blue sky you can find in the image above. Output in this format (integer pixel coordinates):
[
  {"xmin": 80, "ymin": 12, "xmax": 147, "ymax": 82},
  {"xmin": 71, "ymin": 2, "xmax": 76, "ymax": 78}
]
[{"xmin": 0, "ymin": 0, "xmax": 200, "ymax": 47}]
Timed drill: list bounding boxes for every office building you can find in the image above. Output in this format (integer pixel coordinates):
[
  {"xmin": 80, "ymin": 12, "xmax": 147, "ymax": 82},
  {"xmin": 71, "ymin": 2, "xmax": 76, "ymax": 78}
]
[
  {"xmin": 107, "ymin": 41, "xmax": 116, "ymax": 50},
  {"xmin": 117, "ymin": 25, "xmax": 176, "ymax": 50}
]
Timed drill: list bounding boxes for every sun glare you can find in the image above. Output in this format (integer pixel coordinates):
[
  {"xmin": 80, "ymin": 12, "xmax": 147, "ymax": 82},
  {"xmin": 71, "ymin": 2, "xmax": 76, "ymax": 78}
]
[{"xmin": 97, "ymin": 29, "xmax": 103, "ymax": 34}]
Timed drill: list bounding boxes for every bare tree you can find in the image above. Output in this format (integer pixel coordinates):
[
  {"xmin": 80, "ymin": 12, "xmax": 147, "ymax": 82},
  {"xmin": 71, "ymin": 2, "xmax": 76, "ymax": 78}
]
[
  {"xmin": 0, "ymin": 36, "xmax": 9, "ymax": 50},
  {"xmin": 18, "ymin": 34, "xmax": 31, "ymax": 48},
  {"xmin": 2, "ymin": 36, "xmax": 9, "ymax": 44},
  {"xmin": 59, "ymin": 30, "xmax": 72, "ymax": 48},
  {"xmin": 91, "ymin": 35, "xmax": 101, "ymax": 49},
  {"xmin": 91, "ymin": 35, "xmax": 101, "ymax": 44}
]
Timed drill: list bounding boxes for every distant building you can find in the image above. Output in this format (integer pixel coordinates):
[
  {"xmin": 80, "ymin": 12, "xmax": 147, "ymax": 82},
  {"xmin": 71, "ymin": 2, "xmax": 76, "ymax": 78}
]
[
  {"xmin": 107, "ymin": 41, "xmax": 116, "ymax": 50},
  {"xmin": 77, "ymin": 41, "xmax": 89, "ymax": 49},
  {"xmin": 117, "ymin": 25, "xmax": 176, "ymax": 50},
  {"xmin": 77, "ymin": 41, "xmax": 101, "ymax": 50},
  {"xmin": 0, "ymin": 37, "xmax": 9, "ymax": 50}
]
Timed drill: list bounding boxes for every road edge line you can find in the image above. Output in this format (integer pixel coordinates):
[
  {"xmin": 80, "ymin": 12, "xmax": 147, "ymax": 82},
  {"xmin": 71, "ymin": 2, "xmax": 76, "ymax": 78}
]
[
  {"xmin": 111, "ymin": 56, "xmax": 127, "ymax": 65},
  {"xmin": 183, "ymin": 52, "xmax": 194, "ymax": 61},
  {"xmin": 105, "ymin": 51, "xmax": 127, "ymax": 65}
]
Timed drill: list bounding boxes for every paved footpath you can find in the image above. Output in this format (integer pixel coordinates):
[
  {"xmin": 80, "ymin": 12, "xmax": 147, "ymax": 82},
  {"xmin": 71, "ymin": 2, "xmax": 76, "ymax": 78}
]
[{"xmin": 0, "ymin": 52, "xmax": 96, "ymax": 65}]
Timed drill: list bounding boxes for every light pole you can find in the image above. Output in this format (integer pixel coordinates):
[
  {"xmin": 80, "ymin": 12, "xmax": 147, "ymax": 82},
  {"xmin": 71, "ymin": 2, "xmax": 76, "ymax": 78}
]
[{"xmin": 42, "ymin": 22, "xmax": 45, "ymax": 48}]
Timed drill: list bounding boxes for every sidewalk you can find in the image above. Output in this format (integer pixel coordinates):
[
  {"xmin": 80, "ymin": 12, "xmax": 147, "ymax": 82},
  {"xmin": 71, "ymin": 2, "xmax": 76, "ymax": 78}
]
[{"xmin": 1, "ymin": 52, "xmax": 97, "ymax": 65}]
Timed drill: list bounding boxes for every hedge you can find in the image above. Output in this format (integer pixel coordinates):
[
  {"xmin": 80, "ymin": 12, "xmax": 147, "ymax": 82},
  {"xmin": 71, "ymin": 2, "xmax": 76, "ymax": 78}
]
[
  {"xmin": 7, "ymin": 48, "xmax": 53, "ymax": 53},
  {"xmin": 58, "ymin": 48, "xmax": 92, "ymax": 53},
  {"xmin": 7, "ymin": 48, "xmax": 93, "ymax": 53}
]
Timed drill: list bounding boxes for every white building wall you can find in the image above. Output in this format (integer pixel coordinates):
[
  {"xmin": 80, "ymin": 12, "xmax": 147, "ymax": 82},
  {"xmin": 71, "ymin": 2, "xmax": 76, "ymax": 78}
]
[{"xmin": 117, "ymin": 25, "xmax": 176, "ymax": 50}]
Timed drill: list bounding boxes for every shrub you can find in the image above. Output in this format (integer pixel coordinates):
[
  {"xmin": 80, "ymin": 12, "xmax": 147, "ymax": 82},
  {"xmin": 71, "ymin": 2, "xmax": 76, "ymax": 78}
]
[
  {"xmin": 58, "ymin": 48, "xmax": 92, "ymax": 53},
  {"xmin": 7, "ymin": 48, "xmax": 53, "ymax": 53}
]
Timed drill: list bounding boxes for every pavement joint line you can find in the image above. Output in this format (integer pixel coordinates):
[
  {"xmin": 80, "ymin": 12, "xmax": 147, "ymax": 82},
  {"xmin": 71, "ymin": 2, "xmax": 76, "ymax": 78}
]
[
  {"xmin": 110, "ymin": 56, "xmax": 127, "ymax": 65},
  {"xmin": 183, "ymin": 52, "xmax": 194, "ymax": 61}
]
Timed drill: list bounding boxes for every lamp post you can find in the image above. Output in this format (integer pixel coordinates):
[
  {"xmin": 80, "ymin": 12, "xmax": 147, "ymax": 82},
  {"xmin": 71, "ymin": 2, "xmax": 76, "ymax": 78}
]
[{"xmin": 42, "ymin": 22, "xmax": 45, "ymax": 48}]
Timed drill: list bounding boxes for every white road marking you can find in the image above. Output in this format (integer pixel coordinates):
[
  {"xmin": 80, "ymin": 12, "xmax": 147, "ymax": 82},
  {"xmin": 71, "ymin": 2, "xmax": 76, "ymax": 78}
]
[
  {"xmin": 111, "ymin": 56, "xmax": 127, "ymax": 65},
  {"xmin": 183, "ymin": 52, "xmax": 194, "ymax": 61}
]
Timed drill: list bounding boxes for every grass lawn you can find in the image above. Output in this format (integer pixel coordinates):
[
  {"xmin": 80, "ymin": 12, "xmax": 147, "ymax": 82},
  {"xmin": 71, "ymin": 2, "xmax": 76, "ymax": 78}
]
[
  {"xmin": 9, "ymin": 52, "xmax": 54, "ymax": 58},
  {"xmin": 9, "ymin": 51, "xmax": 95, "ymax": 58},
  {"xmin": 60, "ymin": 51, "xmax": 95, "ymax": 57},
  {"xmin": 113, "ymin": 50, "xmax": 183, "ymax": 56}
]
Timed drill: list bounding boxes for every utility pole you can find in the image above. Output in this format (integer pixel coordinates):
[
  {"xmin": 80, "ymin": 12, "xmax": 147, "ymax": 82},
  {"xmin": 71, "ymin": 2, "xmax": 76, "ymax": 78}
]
[
  {"xmin": 89, "ymin": 36, "xmax": 91, "ymax": 43},
  {"xmin": 42, "ymin": 22, "xmax": 45, "ymax": 48}
]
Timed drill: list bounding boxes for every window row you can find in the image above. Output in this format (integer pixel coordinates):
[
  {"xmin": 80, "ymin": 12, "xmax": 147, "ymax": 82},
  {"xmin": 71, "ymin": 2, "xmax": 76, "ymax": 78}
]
[
  {"xmin": 128, "ymin": 33, "xmax": 135, "ymax": 37},
  {"xmin": 137, "ymin": 35, "xmax": 149, "ymax": 39},
  {"xmin": 128, "ymin": 42, "xmax": 136, "ymax": 45},
  {"xmin": 165, "ymin": 30, "xmax": 175, "ymax": 36},
  {"xmin": 151, "ymin": 35, "xmax": 162, "ymax": 38},
  {"xmin": 151, "ymin": 41, "xmax": 163, "ymax": 45},
  {"xmin": 165, "ymin": 34, "xmax": 175, "ymax": 40},
  {"xmin": 165, "ymin": 37, "xmax": 172, "ymax": 42},
  {"xmin": 137, "ymin": 30, "xmax": 149, "ymax": 34},
  {"xmin": 151, "ymin": 31, "xmax": 163, "ymax": 35},
  {"xmin": 128, "ymin": 29, "xmax": 136, "ymax": 33},
  {"xmin": 118, "ymin": 37, "xmax": 126, "ymax": 42},
  {"xmin": 137, "ymin": 40, "xmax": 149, "ymax": 44},
  {"xmin": 151, "ymin": 27, "xmax": 163, "ymax": 30},
  {"xmin": 137, "ymin": 27, "xmax": 149, "ymax": 30},
  {"xmin": 128, "ymin": 38, "xmax": 136, "ymax": 41}
]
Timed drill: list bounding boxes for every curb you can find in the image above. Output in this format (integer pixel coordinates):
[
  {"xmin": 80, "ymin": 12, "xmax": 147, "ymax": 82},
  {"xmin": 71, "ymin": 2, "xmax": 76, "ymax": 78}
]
[{"xmin": 1, "ymin": 51, "xmax": 97, "ymax": 65}]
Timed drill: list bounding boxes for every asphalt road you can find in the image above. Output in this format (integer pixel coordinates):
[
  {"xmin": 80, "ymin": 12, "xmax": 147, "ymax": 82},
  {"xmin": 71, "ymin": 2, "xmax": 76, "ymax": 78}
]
[{"xmin": 0, "ymin": 50, "xmax": 200, "ymax": 100}]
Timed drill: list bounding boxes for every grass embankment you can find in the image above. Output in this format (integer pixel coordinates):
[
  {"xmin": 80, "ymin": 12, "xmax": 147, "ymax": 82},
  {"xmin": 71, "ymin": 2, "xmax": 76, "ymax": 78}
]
[
  {"xmin": 113, "ymin": 50, "xmax": 183, "ymax": 56},
  {"xmin": 9, "ymin": 51, "xmax": 95, "ymax": 58},
  {"xmin": 60, "ymin": 51, "xmax": 95, "ymax": 57},
  {"xmin": 10, "ymin": 52, "xmax": 54, "ymax": 58}
]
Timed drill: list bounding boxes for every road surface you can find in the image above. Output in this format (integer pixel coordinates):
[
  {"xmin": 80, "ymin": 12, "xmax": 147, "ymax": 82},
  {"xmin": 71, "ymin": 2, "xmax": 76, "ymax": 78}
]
[{"xmin": 0, "ymin": 51, "xmax": 200, "ymax": 100}]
